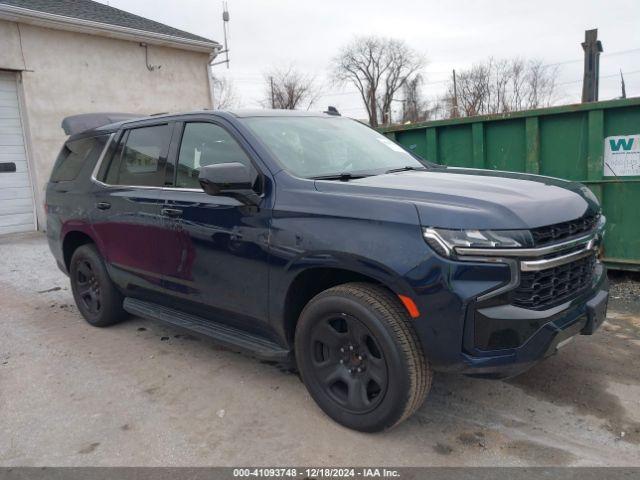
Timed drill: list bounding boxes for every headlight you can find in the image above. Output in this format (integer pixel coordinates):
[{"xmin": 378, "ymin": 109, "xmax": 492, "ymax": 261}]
[
  {"xmin": 597, "ymin": 213, "xmax": 606, "ymax": 234},
  {"xmin": 423, "ymin": 228, "xmax": 534, "ymax": 257}
]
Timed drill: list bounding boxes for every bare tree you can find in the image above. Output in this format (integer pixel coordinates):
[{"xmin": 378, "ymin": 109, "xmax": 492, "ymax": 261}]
[
  {"xmin": 401, "ymin": 74, "xmax": 430, "ymax": 123},
  {"xmin": 332, "ymin": 36, "xmax": 424, "ymax": 127},
  {"xmin": 443, "ymin": 58, "xmax": 558, "ymax": 118},
  {"xmin": 525, "ymin": 59, "xmax": 558, "ymax": 109},
  {"xmin": 378, "ymin": 40, "xmax": 424, "ymax": 125},
  {"xmin": 211, "ymin": 76, "xmax": 239, "ymax": 109},
  {"xmin": 264, "ymin": 67, "xmax": 317, "ymax": 110}
]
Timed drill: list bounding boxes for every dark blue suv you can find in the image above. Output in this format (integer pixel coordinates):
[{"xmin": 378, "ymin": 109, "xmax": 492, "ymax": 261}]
[{"xmin": 46, "ymin": 109, "xmax": 609, "ymax": 431}]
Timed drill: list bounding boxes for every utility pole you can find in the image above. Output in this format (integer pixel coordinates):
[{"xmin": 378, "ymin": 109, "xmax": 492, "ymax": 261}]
[
  {"xmin": 451, "ymin": 69, "xmax": 459, "ymax": 118},
  {"xmin": 270, "ymin": 76, "xmax": 275, "ymax": 109},
  {"xmin": 581, "ymin": 29, "xmax": 603, "ymax": 103},
  {"xmin": 620, "ymin": 70, "xmax": 627, "ymax": 99}
]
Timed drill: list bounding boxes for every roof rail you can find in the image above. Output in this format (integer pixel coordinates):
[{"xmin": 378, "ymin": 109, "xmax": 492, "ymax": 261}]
[{"xmin": 61, "ymin": 112, "xmax": 142, "ymax": 135}]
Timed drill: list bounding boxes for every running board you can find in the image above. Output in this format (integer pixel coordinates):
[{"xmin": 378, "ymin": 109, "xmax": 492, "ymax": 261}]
[{"xmin": 123, "ymin": 298, "xmax": 291, "ymax": 363}]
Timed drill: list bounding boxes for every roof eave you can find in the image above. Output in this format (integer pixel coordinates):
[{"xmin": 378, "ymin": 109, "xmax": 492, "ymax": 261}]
[{"xmin": 0, "ymin": 3, "xmax": 220, "ymax": 53}]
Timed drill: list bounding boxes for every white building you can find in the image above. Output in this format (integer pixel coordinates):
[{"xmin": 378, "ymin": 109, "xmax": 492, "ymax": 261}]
[{"xmin": 0, "ymin": 0, "xmax": 220, "ymax": 234}]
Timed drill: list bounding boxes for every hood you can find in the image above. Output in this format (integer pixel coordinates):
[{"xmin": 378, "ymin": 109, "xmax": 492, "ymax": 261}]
[{"xmin": 314, "ymin": 168, "xmax": 599, "ymax": 230}]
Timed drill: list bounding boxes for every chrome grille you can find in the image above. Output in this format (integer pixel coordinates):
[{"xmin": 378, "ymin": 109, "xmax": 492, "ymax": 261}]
[
  {"xmin": 530, "ymin": 213, "xmax": 598, "ymax": 246},
  {"xmin": 513, "ymin": 253, "xmax": 596, "ymax": 310}
]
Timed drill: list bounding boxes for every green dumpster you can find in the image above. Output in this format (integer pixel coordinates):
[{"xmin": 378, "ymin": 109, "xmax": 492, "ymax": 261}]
[{"xmin": 380, "ymin": 97, "xmax": 640, "ymax": 271}]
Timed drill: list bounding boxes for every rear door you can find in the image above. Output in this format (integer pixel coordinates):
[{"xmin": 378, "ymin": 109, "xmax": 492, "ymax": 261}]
[{"xmin": 91, "ymin": 122, "xmax": 179, "ymax": 303}]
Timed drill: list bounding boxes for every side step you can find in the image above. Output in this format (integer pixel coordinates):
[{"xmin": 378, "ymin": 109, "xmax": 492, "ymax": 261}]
[{"xmin": 123, "ymin": 298, "xmax": 291, "ymax": 363}]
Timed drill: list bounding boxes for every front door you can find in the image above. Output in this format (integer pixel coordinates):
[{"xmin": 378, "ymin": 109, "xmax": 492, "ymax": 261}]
[{"xmin": 160, "ymin": 120, "xmax": 272, "ymax": 335}]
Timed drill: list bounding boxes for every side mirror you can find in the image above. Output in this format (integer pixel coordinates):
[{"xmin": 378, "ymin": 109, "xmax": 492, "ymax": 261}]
[{"xmin": 198, "ymin": 162, "xmax": 258, "ymax": 203}]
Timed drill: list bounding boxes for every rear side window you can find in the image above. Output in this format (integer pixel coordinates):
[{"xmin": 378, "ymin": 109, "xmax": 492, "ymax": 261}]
[
  {"xmin": 51, "ymin": 137, "xmax": 100, "ymax": 182},
  {"xmin": 104, "ymin": 124, "xmax": 172, "ymax": 186}
]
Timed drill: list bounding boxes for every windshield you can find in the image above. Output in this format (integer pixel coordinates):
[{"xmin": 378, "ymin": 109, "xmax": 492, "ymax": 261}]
[{"xmin": 241, "ymin": 116, "xmax": 428, "ymax": 178}]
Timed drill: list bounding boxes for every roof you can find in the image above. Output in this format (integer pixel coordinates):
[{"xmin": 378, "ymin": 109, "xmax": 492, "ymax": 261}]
[
  {"xmin": 65, "ymin": 109, "xmax": 342, "ymax": 138},
  {"xmin": 228, "ymin": 109, "xmax": 338, "ymax": 118},
  {"xmin": 0, "ymin": 0, "xmax": 219, "ymax": 52}
]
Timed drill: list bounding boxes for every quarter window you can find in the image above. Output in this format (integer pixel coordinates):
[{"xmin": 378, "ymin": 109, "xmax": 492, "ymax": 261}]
[
  {"xmin": 51, "ymin": 137, "xmax": 102, "ymax": 182},
  {"xmin": 176, "ymin": 123, "xmax": 255, "ymax": 189},
  {"xmin": 104, "ymin": 124, "xmax": 171, "ymax": 186}
]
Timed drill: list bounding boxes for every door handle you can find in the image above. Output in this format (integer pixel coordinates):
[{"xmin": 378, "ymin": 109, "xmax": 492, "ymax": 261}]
[
  {"xmin": 161, "ymin": 207, "xmax": 183, "ymax": 218},
  {"xmin": 96, "ymin": 202, "xmax": 111, "ymax": 210}
]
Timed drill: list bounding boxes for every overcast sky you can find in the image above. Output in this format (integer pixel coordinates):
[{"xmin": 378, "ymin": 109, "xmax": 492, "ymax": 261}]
[{"xmin": 102, "ymin": 0, "xmax": 639, "ymax": 119}]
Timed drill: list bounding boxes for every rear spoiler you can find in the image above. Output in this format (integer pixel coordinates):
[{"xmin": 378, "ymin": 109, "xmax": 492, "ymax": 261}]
[{"xmin": 61, "ymin": 113, "xmax": 142, "ymax": 135}]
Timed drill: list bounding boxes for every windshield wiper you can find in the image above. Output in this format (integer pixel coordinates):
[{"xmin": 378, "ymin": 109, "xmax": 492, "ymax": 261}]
[
  {"xmin": 311, "ymin": 172, "xmax": 372, "ymax": 181},
  {"xmin": 385, "ymin": 165, "xmax": 428, "ymax": 174}
]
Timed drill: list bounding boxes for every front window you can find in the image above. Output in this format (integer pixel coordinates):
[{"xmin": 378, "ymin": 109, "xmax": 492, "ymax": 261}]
[
  {"xmin": 176, "ymin": 122, "xmax": 256, "ymax": 189},
  {"xmin": 241, "ymin": 116, "xmax": 428, "ymax": 179}
]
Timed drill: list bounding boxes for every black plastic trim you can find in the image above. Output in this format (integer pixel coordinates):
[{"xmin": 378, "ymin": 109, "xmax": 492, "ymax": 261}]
[{"xmin": 123, "ymin": 298, "xmax": 291, "ymax": 362}]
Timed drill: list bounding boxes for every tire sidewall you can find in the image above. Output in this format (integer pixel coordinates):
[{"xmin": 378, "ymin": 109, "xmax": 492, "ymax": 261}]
[
  {"xmin": 295, "ymin": 292, "xmax": 414, "ymax": 432},
  {"xmin": 70, "ymin": 244, "xmax": 121, "ymax": 327}
]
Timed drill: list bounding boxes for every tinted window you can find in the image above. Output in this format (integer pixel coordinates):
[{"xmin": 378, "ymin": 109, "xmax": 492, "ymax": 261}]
[
  {"xmin": 51, "ymin": 137, "xmax": 101, "ymax": 182},
  {"xmin": 176, "ymin": 123, "xmax": 255, "ymax": 189},
  {"xmin": 104, "ymin": 124, "xmax": 171, "ymax": 186}
]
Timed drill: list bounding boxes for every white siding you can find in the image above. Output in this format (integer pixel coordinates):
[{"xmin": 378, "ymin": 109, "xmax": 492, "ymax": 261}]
[{"xmin": 0, "ymin": 71, "xmax": 35, "ymax": 234}]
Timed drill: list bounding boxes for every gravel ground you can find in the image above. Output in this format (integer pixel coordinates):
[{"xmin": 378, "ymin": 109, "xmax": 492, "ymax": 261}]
[
  {"xmin": 609, "ymin": 271, "xmax": 640, "ymax": 306},
  {"xmin": 1, "ymin": 232, "xmax": 639, "ymax": 467}
]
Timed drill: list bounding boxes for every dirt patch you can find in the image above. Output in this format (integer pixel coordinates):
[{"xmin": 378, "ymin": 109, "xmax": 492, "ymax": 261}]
[
  {"xmin": 432, "ymin": 443, "xmax": 454, "ymax": 455},
  {"xmin": 457, "ymin": 431, "xmax": 486, "ymax": 448},
  {"xmin": 509, "ymin": 312, "xmax": 640, "ymax": 444},
  {"xmin": 77, "ymin": 442, "xmax": 100, "ymax": 454},
  {"xmin": 502, "ymin": 440, "xmax": 576, "ymax": 465}
]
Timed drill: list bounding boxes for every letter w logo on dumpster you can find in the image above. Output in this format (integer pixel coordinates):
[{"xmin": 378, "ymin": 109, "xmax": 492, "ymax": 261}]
[
  {"xmin": 604, "ymin": 134, "xmax": 640, "ymax": 176},
  {"xmin": 609, "ymin": 137, "xmax": 635, "ymax": 152}
]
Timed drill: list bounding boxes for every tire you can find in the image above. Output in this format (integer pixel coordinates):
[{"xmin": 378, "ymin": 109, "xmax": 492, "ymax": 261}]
[
  {"xmin": 69, "ymin": 244, "xmax": 127, "ymax": 327},
  {"xmin": 295, "ymin": 282, "xmax": 431, "ymax": 432}
]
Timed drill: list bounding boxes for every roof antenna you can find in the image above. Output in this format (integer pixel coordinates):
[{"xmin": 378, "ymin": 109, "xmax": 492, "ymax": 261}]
[
  {"xmin": 211, "ymin": 1, "xmax": 230, "ymax": 68},
  {"xmin": 324, "ymin": 106, "xmax": 341, "ymax": 116}
]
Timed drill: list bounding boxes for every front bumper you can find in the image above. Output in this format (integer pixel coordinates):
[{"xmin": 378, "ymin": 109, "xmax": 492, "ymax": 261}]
[
  {"xmin": 406, "ymin": 235, "xmax": 608, "ymax": 378},
  {"xmin": 459, "ymin": 267, "xmax": 608, "ymax": 378}
]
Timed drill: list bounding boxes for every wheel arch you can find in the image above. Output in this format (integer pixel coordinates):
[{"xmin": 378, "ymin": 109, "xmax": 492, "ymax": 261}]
[
  {"xmin": 62, "ymin": 230, "xmax": 97, "ymax": 272},
  {"xmin": 282, "ymin": 265, "xmax": 405, "ymax": 346}
]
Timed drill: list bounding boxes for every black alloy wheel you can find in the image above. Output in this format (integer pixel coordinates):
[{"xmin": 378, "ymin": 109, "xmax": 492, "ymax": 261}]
[
  {"xmin": 75, "ymin": 259, "xmax": 102, "ymax": 315},
  {"xmin": 309, "ymin": 313, "xmax": 388, "ymax": 413}
]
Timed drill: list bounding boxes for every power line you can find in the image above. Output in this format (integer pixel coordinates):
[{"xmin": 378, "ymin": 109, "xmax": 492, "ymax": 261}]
[
  {"xmin": 227, "ymin": 48, "xmax": 640, "ymax": 105},
  {"xmin": 235, "ymin": 68, "xmax": 640, "ymax": 101},
  {"xmin": 532, "ymin": 47, "xmax": 640, "ymax": 68},
  {"xmin": 230, "ymin": 47, "xmax": 640, "ymax": 80},
  {"xmin": 556, "ymin": 68, "xmax": 640, "ymax": 86}
]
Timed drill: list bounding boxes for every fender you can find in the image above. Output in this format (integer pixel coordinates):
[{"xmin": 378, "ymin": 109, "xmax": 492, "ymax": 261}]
[
  {"xmin": 283, "ymin": 250, "xmax": 412, "ymax": 295},
  {"xmin": 268, "ymin": 248, "xmax": 423, "ymax": 344},
  {"xmin": 60, "ymin": 220, "xmax": 106, "ymax": 267}
]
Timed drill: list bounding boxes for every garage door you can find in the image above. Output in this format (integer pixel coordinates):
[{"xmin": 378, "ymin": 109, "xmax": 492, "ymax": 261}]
[{"xmin": 0, "ymin": 70, "xmax": 35, "ymax": 234}]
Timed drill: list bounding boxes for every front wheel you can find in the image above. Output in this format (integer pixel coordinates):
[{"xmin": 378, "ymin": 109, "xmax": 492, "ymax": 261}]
[{"xmin": 295, "ymin": 283, "xmax": 431, "ymax": 432}]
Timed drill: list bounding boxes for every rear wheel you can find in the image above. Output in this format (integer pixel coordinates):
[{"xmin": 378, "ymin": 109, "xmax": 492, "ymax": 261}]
[
  {"xmin": 69, "ymin": 244, "xmax": 127, "ymax": 327},
  {"xmin": 295, "ymin": 282, "xmax": 431, "ymax": 432}
]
